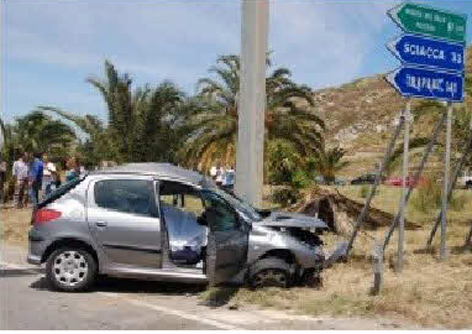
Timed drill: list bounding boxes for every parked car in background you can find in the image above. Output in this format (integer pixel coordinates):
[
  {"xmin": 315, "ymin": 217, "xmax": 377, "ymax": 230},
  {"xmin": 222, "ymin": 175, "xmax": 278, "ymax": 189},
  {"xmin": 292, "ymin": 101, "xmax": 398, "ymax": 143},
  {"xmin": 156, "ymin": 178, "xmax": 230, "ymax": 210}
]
[
  {"xmin": 350, "ymin": 173, "xmax": 381, "ymax": 185},
  {"xmin": 28, "ymin": 163, "xmax": 327, "ymax": 292},
  {"xmin": 458, "ymin": 171, "xmax": 472, "ymax": 189},
  {"xmin": 314, "ymin": 175, "xmax": 325, "ymax": 185},
  {"xmin": 334, "ymin": 177, "xmax": 346, "ymax": 186},
  {"xmin": 385, "ymin": 175, "xmax": 426, "ymax": 188}
]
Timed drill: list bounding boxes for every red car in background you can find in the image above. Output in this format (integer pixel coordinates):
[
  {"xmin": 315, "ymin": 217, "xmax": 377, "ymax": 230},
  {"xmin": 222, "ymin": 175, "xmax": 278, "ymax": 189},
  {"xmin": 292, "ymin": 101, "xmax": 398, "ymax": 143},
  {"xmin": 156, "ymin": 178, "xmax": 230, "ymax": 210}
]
[{"xmin": 385, "ymin": 175, "xmax": 426, "ymax": 188}]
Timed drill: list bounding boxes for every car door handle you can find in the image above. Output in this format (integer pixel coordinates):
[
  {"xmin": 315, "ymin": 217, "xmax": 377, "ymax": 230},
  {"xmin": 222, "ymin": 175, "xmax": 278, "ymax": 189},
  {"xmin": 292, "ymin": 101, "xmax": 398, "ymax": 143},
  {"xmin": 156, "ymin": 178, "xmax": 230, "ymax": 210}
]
[{"xmin": 95, "ymin": 221, "xmax": 108, "ymax": 228}]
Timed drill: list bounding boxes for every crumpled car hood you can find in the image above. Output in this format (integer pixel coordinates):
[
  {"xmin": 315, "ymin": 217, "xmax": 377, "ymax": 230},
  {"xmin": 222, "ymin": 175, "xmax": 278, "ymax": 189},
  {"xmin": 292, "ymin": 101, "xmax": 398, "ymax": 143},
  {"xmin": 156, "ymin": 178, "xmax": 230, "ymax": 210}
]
[{"xmin": 256, "ymin": 211, "xmax": 328, "ymax": 230}]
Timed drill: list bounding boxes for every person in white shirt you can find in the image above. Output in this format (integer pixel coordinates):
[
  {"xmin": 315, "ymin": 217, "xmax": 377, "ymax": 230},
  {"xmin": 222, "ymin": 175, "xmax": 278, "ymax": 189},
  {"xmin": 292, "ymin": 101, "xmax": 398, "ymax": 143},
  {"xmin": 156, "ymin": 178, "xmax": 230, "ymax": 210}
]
[
  {"xmin": 215, "ymin": 165, "xmax": 225, "ymax": 187},
  {"xmin": 41, "ymin": 153, "xmax": 56, "ymax": 200},
  {"xmin": 12, "ymin": 152, "xmax": 29, "ymax": 208}
]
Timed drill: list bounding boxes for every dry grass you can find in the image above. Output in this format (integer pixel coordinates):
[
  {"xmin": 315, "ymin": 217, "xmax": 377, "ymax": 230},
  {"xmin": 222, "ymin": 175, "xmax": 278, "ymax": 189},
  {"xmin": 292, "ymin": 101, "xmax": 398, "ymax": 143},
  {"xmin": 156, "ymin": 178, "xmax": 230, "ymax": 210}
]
[
  {"xmin": 1, "ymin": 207, "xmax": 32, "ymax": 246},
  {"xmin": 203, "ymin": 186, "xmax": 472, "ymax": 329}
]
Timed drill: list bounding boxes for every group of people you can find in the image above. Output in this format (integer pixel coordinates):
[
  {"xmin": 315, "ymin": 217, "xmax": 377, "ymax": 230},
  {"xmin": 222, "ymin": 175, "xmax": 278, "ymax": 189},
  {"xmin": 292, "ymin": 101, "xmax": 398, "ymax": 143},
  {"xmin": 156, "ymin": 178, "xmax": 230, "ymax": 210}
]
[
  {"xmin": 209, "ymin": 162, "xmax": 235, "ymax": 190},
  {"xmin": 9, "ymin": 151, "xmax": 82, "ymax": 209}
]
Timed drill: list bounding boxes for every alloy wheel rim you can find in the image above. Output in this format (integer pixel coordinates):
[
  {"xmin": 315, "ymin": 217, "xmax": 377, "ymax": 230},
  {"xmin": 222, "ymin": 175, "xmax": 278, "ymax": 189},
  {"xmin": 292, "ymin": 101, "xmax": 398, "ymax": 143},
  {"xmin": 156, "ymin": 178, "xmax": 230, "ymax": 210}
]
[
  {"xmin": 53, "ymin": 251, "xmax": 88, "ymax": 287},
  {"xmin": 254, "ymin": 269, "xmax": 287, "ymax": 288}
]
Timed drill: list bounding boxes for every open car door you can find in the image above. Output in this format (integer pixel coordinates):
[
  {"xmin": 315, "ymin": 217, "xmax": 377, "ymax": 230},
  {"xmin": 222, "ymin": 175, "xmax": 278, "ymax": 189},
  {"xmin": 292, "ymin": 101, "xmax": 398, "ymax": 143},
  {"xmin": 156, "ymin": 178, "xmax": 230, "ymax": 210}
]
[{"xmin": 201, "ymin": 190, "xmax": 249, "ymax": 286}]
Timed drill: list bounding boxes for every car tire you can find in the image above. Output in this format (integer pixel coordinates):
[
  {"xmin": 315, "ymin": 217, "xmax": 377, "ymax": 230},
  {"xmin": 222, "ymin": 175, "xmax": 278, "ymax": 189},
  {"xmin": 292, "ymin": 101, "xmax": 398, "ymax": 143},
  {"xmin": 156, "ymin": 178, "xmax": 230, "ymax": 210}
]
[
  {"xmin": 249, "ymin": 257, "xmax": 291, "ymax": 289},
  {"xmin": 46, "ymin": 247, "xmax": 97, "ymax": 292}
]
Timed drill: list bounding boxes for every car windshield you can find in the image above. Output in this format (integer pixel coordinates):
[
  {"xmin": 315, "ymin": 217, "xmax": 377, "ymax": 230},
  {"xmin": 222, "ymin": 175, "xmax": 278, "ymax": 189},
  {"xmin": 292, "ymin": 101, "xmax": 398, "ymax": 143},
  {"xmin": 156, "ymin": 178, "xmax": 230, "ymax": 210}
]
[{"xmin": 203, "ymin": 183, "xmax": 262, "ymax": 222}]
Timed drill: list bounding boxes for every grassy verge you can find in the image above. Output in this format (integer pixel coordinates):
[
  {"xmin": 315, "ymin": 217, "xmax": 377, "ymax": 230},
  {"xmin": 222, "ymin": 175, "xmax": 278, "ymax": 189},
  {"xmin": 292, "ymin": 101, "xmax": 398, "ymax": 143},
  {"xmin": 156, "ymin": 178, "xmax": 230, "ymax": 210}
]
[{"xmin": 202, "ymin": 185, "xmax": 472, "ymax": 329}]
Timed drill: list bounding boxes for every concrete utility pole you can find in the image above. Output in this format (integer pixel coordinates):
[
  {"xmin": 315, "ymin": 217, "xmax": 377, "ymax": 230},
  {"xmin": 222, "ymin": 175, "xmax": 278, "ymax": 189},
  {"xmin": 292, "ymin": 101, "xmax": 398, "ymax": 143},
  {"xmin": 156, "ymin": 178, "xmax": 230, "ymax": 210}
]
[{"xmin": 235, "ymin": 0, "xmax": 268, "ymax": 206}]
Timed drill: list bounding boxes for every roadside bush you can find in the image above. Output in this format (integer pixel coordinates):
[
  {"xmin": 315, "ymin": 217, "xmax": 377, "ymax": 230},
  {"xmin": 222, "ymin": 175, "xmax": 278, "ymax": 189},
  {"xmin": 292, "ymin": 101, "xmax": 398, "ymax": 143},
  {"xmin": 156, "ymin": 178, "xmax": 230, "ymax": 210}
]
[
  {"xmin": 291, "ymin": 170, "xmax": 312, "ymax": 190},
  {"xmin": 271, "ymin": 187, "xmax": 302, "ymax": 207},
  {"xmin": 359, "ymin": 185, "xmax": 369, "ymax": 198},
  {"xmin": 411, "ymin": 178, "xmax": 466, "ymax": 213},
  {"xmin": 449, "ymin": 192, "xmax": 467, "ymax": 212},
  {"xmin": 411, "ymin": 179, "xmax": 442, "ymax": 213}
]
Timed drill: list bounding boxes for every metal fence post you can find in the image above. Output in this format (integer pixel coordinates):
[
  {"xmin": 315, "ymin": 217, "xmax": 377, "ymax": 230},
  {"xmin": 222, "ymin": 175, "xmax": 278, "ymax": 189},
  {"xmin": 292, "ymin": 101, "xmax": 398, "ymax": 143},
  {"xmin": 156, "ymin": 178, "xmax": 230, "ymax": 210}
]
[
  {"xmin": 440, "ymin": 104, "xmax": 453, "ymax": 261},
  {"xmin": 397, "ymin": 101, "xmax": 410, "ymax": 273},
  {"xmin": 345, "ymin": 115, "xmax": 405, "ymax": 258},
  {"xmin": 383, "ymin": 111, "xmax": 447, "ymax": 251}
]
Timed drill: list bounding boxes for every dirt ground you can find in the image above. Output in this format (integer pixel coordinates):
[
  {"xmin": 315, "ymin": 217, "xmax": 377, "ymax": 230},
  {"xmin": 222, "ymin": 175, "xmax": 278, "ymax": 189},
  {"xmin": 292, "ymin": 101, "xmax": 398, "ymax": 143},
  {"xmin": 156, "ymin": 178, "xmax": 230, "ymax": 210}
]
[{"xmin": 1, "ymin": 206, "xmax": 32, "ymax": 247}]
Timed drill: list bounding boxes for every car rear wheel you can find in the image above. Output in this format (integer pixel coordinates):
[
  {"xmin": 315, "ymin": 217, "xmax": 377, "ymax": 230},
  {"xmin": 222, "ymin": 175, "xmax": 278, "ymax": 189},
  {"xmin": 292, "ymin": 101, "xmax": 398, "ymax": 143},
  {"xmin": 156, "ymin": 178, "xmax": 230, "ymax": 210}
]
[
  {"xmin": 46, "ymin": 248, "xmax": 97, "ymax": 292},
  {"xmin": 249, "ymin": 257, "xmax": 291, "ymax": 289}
]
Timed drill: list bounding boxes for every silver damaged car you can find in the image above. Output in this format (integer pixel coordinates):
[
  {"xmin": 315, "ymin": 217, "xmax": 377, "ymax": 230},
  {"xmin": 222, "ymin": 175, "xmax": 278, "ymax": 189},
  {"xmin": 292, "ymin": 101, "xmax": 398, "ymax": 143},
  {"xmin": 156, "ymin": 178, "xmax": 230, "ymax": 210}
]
[{"xmin": 27, "ymin": 163, "xmax": 327, "ymax": 292}]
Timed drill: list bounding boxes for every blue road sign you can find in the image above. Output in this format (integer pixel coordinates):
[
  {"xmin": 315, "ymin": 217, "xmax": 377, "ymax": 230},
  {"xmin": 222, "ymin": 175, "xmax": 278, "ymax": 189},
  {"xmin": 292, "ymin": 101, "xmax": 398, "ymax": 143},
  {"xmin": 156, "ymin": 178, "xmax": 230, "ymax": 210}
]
[
  {"xmin": 386, "ymin": 66, "xmax": 464, "ymax": 102},
  {"xmin": 387, "ymin": 34, "xmax": 465, "ymax": 73}
]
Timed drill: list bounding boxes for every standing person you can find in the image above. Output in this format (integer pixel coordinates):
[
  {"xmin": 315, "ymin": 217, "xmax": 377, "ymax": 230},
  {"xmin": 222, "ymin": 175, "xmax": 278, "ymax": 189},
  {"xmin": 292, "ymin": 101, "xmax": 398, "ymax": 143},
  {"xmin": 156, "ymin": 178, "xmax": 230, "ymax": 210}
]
[
  {"xmin": 45, "ymin": 165, "xmax": 62, "ymax": 197},
  {"xmin": 223, "ymin": 165, "xmax": 236, "ymax": 191},
  {"xmin": 210, "ymin": 164, "xmax": 218, "ymax": 181},
  {"xmin": 12, "ymin": 151, "xmax": 29, "ymax": 209},
  {"xmin": 28, "ymin": 152, "xmax": 44, "ymax": 207},
  {"xmin": 0, "ymin": 153, "xmax": 6, "ymax": 202},
  {"xmin": 41, "ymin": 153, "xmax": 56, "ymax": 200},
  {"xmin": 215, "ymin": 162, "xmax": 225, "ymax": 187},
  {"xmin": 65, "ymin": 157, "xmax": 79, "ymax": 182}
]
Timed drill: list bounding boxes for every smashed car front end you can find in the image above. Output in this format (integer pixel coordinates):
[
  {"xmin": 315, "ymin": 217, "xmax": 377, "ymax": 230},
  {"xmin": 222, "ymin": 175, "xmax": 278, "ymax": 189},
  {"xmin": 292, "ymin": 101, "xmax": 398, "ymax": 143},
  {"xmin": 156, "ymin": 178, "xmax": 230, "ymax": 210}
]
[{"xmin": 247, "ymin": 211, "xmax": 328, "ymax": 286}]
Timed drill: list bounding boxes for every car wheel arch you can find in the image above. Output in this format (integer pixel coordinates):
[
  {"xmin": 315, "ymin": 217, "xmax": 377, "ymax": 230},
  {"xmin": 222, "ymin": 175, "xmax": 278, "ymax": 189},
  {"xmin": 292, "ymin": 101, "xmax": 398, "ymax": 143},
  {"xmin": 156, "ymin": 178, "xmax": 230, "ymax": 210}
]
[
  {"xmin": 258, "ymin": 248, "xmax": 297, "ymax": 266},
  {"xmin": 41, "ymin": 238, "xmax": 99, "ymax": 271}
]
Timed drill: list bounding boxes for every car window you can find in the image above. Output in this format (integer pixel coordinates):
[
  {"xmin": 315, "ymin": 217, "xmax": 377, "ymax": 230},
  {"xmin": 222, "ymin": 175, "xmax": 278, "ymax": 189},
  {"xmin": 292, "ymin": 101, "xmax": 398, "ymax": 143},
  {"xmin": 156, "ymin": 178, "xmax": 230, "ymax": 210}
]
[
  {"xmin": 200, "ymin": 190, "xmax": 239, "ymax": 232},
  {"xmin": 158, "ymin": 181, "xmax": 205, "ymax": 217},
  {"xmin": 94, "ymin": 179, "xmax": 154, "ymax": 216}
]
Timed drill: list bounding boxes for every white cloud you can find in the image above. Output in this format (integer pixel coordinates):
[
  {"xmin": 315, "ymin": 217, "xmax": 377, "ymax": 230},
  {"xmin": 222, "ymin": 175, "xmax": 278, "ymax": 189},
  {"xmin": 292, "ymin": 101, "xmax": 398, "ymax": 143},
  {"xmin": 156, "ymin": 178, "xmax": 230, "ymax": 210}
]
[
  {"xmin": 4, "ymin": 0, "xmax": 399, "ymax": 96},
  {"xmin": 269, "ymin": 0, "xmax": 394, "ymax": 88}
]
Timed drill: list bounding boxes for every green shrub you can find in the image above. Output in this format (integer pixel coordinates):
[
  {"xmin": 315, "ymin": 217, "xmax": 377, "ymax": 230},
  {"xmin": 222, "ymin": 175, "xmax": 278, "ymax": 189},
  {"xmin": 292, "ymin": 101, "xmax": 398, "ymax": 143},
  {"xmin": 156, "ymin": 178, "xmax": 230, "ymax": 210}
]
[
  {"xmin": 271, "ymin": 187, "xmax": 301, "ymax": 207},
  {"xmin": 291, "ymin": 170, "xmax": 312, "ymax": 190},
  {"xmin": 412, "ymin": 179, "xmax": 467, "ymax": 213},
  {"xmin": 449, "ymin": 192, "xmax": 467, "ymax": 212},
  {"xmin": 359, "ymin": 185, "xmax": 369, "ymax": 198},
  {"xmin": 411, "ymin": 180, "xmax": 442, "ymax": 213}
]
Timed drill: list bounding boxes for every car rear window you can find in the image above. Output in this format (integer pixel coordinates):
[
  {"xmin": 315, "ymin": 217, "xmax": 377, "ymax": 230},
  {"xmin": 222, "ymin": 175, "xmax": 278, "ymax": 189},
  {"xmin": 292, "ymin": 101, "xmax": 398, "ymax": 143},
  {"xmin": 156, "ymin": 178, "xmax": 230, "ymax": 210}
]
[{"xmin": 38, "ymin": 176, "xmax": 87, "ymax": 209}]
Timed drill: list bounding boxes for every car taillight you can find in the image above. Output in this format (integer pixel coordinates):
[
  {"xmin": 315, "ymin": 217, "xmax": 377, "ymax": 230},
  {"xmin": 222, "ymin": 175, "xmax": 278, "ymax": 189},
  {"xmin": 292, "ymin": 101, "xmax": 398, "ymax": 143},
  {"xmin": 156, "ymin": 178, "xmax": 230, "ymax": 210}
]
[{"xmin": 34, "ymin": 209, "xmax": 62, "ymax": 225}]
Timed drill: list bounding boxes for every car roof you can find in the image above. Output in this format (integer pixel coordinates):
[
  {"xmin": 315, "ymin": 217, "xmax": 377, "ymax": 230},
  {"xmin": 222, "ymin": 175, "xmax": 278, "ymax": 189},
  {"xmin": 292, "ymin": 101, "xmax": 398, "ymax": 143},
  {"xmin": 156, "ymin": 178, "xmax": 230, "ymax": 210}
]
[{"xmin": 91, "ymin": 163, "xmax": 205, "ymax": 185}]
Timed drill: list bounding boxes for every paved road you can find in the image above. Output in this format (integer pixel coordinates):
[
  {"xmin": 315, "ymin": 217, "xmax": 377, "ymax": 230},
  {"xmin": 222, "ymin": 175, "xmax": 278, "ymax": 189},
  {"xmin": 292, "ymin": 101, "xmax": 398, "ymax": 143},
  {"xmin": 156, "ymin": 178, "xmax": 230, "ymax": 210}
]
[{"xmin": 0, "ymin": 244, "xmax": 414, "ymax": 330}]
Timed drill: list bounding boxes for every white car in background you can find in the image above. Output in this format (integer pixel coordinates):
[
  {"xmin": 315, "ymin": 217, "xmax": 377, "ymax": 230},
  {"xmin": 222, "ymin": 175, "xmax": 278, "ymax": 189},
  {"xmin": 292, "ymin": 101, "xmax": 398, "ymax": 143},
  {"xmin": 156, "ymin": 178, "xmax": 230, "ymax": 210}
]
[{"xmin": 458, "ymin": 170, "xmax": 472, "ymax": 189}]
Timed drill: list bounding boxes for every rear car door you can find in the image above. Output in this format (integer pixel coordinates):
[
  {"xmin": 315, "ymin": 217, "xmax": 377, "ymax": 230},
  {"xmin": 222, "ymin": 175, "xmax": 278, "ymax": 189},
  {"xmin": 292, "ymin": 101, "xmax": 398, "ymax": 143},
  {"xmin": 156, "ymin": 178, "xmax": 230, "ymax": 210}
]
[
  {"xmin": 201, "ymin": 190, "xmax": 249, "ymax": 286},
  {"xmin": 87, "ymin": 176, "xmax": 162, "ymax": 268}
]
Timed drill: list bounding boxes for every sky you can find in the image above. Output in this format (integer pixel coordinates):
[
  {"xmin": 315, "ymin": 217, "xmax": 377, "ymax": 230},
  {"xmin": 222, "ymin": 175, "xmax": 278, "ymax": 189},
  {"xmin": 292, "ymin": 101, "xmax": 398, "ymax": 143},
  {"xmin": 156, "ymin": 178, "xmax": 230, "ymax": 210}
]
[{"xmin": 2, "ymin": 0, "xmax": 472, "ymax": 124}]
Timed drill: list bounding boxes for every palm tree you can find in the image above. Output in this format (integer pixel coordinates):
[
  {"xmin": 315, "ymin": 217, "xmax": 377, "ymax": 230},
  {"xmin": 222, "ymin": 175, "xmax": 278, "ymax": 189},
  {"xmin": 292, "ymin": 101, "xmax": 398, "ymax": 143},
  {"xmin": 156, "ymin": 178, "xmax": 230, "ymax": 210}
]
[
  {"xmin": 36, "ymin": 106, "xmax": 114, "ymax": 165},
  {"xmin": 309, "ymin": 147, "xmax": 349, "ymax": 184},
  {"xmin": 182, "ymin": 54, "xmax": 325, "ymax": 171},
  {"xmin": 39, "ymin": 61, "xmax": 186, "ymax": 165}
]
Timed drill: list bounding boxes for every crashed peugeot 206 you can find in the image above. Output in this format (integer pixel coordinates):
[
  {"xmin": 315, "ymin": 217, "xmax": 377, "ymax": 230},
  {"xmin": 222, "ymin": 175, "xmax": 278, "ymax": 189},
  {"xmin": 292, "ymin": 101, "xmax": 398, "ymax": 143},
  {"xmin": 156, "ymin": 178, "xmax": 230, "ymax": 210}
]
[{"xmin": 27, "ymin": 163, "xmax": 328, "ymax": 292}]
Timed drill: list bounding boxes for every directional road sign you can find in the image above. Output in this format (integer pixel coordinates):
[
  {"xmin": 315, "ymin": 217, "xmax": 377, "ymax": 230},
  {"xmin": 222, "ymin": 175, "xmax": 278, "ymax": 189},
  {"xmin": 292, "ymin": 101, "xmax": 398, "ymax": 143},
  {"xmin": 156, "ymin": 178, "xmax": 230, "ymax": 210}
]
[
  {"xmin": 387, "ymin": 34, "xmax": 465, "ymax": 73},
  {"xmin": 388, "ymin": 3, "xmax": 467, "ymax": 43},
  {"xmin": 386, "ymin": 66, "xmax": 464, "ymax": 102}
]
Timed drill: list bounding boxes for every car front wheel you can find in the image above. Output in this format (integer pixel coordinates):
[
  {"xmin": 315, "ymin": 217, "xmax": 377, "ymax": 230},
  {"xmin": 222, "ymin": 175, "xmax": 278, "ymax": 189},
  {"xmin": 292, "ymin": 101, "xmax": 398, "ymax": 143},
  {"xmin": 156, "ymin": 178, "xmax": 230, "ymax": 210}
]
[
  {"xmin": 46, "ymin": 248, "xmax": 97, "ymax": 292},
  {"xmin": 249, "ymin": 257, "xmax": 291, "ymax": 289}
]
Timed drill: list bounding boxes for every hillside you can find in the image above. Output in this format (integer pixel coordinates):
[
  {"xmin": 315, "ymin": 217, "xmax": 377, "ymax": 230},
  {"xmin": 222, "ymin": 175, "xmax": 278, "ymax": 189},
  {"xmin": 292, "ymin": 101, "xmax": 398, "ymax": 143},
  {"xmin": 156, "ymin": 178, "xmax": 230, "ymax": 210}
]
[{"xmin": 314, "ymin": 46, "xmax": 472, "ymax": 179}]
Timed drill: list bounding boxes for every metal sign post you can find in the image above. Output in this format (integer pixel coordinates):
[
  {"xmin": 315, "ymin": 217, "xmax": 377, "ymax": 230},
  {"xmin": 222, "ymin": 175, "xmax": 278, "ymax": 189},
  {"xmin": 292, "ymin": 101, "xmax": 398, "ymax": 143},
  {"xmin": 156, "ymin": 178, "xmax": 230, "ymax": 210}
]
[
  {"xmin": 397, "ymin": 100, "xmax": 410, "ymax": 273},
  {"xmin": 440, "ymin": 103, "xmax": 453, "ymax": 261},
  {"xmin": 385, "ymin": 2, "xmax": 467, "ymax": 265}
]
